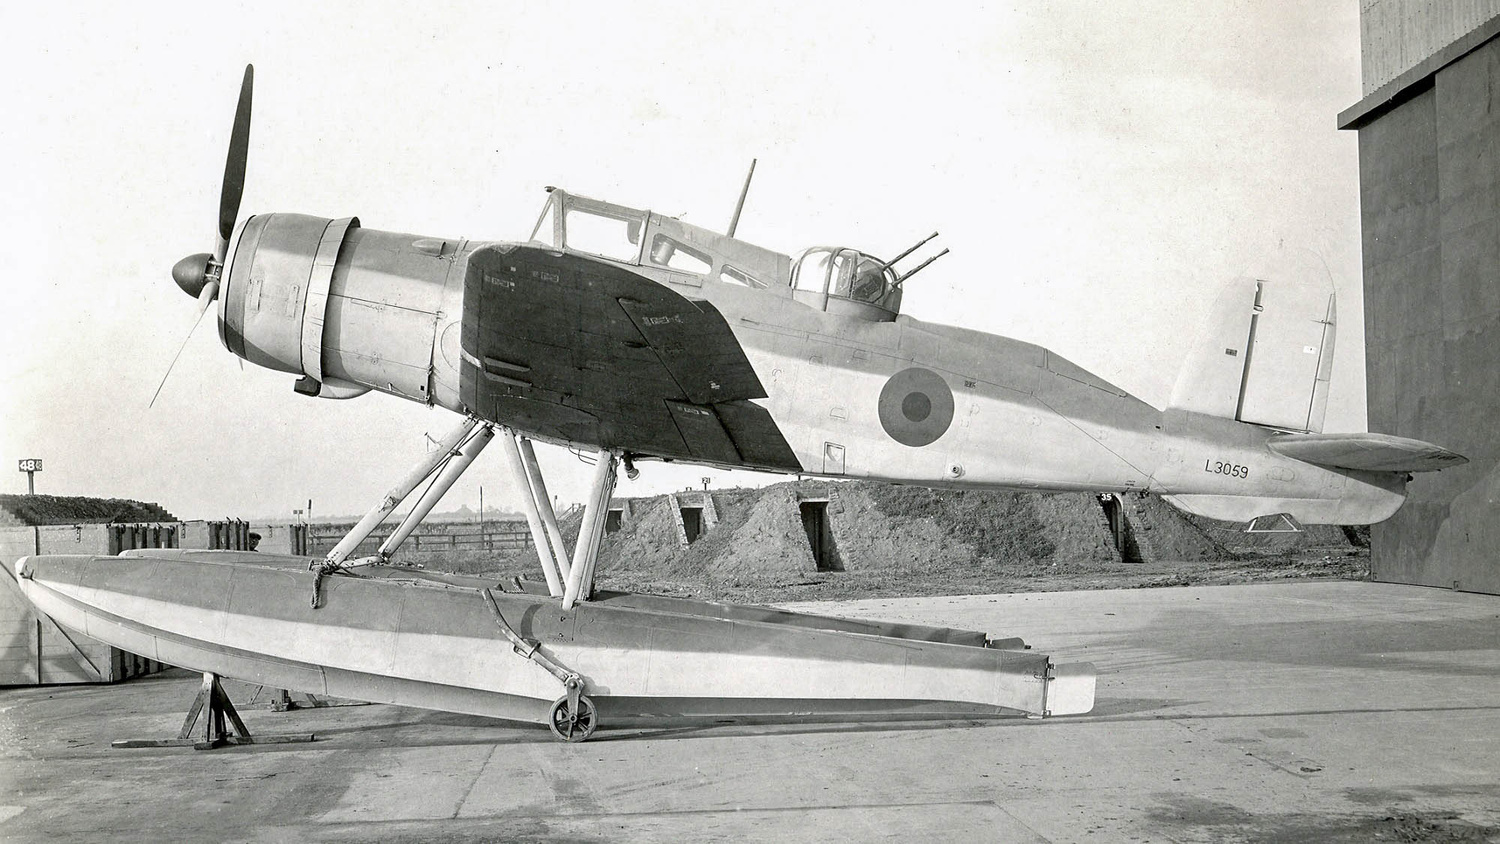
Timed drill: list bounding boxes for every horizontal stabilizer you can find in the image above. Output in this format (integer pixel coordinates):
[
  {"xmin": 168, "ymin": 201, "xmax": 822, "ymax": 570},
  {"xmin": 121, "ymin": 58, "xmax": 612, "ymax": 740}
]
[{"xmin": 1266, "ymin": 432, "xmax": 1468, "ymax": 473}]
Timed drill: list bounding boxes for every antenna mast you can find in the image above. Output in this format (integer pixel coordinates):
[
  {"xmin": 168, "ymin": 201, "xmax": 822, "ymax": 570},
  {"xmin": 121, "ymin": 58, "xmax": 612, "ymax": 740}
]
[{"xmin": 726, "ymin": 158, "xmax": 757, "ymax": 237}]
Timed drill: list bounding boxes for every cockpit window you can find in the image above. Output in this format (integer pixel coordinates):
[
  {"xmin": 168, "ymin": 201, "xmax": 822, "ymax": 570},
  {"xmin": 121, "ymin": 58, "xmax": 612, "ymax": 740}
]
[
  {"xmin": 793, "ymin": 248, "xmax": 836, "ymax": 293},
  {"xmin": 563, "ymin": 206, "xmax": 643, "ymax": 262},
  {"xmin": 649, "ymin": 234, "xmax": 712, "ymax": 275},
  {"xmin": 829, "ymin": 250, "xmax": 855, "ymax": 295},
  {"xmin": 720, "ymin": 265, "xmax": 767, "ymax": 289}
]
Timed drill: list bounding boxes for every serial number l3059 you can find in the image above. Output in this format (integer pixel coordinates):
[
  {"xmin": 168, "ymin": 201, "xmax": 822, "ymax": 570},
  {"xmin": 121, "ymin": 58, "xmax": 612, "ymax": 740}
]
[{"xmin": 1205, "ymin": 459, "xmax": 1250, "ymax": 479}]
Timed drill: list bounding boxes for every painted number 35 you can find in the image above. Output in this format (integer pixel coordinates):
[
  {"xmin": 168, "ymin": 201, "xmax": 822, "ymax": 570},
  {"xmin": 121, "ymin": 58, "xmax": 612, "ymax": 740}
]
[{"xmin": 1204, "ymin": 459, "xmax": 1250, "ymax": 479}]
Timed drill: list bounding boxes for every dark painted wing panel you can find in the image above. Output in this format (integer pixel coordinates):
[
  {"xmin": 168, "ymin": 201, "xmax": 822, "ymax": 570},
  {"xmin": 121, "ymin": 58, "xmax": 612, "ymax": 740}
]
[
  {"xmin": 460, "ymin": 244, "xmax": 799, "ymax": 471},
  {"xmin": 665, "ymin": 401, "xmax": 741, "ymax": 463},
  {"xmin": 617, "ymin": 297, "xmax": 767, "ymax": 404},
  {"xmin": 715, "ymin": 400, "xmax": 803, "ymax": 470}
]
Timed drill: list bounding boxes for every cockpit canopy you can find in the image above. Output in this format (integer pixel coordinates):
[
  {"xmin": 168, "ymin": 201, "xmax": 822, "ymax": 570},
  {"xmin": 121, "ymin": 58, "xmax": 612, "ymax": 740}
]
[
  {"xmin": 529, "ymin": 188, "xmax": 904, "ymax": 322},
  {"xmin": 790, "ymin": 247, "xmax": 903, "ymax": 318}
]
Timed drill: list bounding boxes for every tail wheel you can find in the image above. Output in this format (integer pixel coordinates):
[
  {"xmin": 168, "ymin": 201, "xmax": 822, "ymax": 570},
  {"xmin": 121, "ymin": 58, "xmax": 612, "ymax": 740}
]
[{"xmin": 548, "ymin": 694, "xmax": 597, "ymax": 742}]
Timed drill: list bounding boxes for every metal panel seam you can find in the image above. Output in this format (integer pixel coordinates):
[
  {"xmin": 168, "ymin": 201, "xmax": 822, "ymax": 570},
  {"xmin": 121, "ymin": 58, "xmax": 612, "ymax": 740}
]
[{"xmin": 301, "ymin": 216, "xmax": 360, "ymax": 382}]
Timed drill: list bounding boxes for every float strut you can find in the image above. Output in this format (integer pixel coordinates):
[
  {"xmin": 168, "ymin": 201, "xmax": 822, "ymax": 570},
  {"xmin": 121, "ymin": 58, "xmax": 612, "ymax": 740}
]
[
  {"xmin": 498, "ymin": 430, "xmax": 564, "ymax": 596},
  {"xmin": 321, "ymin": 414, "xmax": 482, "ymax": 569},
  {"xmin": 377, "ymin": 424, "xmax": 496, "ymax": 562},
  {"xmin": 519, "ymin": 436, "xmax": 571, "ymax": 583},
  {"xmin": 561, "ymin": 450, "xmax": 618, "ymax": 609}
]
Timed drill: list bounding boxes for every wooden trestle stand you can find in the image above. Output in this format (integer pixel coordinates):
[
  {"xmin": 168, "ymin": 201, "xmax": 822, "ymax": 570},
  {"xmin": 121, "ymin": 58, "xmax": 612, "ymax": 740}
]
[{"xmin": 112, "ymin": 672, "xmax": 316, "ymax": 751}]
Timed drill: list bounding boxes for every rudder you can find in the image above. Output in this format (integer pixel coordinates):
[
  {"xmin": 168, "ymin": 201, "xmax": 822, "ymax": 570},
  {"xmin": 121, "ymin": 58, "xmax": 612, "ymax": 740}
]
[{"xmin": 1168, "ymin": 277, "xmax": 1335, "ymax": 433}]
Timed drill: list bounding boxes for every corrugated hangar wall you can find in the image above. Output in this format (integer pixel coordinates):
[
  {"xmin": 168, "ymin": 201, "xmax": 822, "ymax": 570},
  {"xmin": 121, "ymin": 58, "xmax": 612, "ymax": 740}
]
[{"xmin": 1343, "ymin": 11, "xmax": 1500, "ymax": 595}]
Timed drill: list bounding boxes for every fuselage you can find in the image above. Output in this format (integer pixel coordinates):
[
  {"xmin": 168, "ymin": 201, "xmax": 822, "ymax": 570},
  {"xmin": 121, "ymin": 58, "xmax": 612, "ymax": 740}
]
[{"xmin": 214, "ymin": 206, "xmax": 1406, "ymax": 526}]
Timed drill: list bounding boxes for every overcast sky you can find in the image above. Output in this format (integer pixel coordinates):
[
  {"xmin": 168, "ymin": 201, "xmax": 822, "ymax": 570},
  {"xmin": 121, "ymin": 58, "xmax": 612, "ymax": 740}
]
[{"xmin": 0, "ymin": 2, "xmax": 1363, "ymax": 521}]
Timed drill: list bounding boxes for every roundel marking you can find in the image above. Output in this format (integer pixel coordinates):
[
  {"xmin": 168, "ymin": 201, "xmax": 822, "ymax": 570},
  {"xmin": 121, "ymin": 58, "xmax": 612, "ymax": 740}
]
[{"xmin": 878, "ymin": 367, "xmax": 954, "ymax": 447}]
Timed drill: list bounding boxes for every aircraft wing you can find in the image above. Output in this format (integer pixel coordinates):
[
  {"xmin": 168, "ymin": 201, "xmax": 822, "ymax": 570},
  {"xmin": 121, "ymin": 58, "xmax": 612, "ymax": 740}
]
[
  {"xmin": 459, "ymin": 243, "xmax": 800, "ymax": 470},
  {"xmin": 1266, "ymin": 431, "xmax": 1468, "ymax": 473}
]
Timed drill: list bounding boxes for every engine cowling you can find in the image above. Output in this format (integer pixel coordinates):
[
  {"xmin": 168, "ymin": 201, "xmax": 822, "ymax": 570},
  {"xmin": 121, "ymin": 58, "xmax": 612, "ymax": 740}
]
[{"xmin": 218, "ymin": 213, "xmax": 467, "ymax": 406}]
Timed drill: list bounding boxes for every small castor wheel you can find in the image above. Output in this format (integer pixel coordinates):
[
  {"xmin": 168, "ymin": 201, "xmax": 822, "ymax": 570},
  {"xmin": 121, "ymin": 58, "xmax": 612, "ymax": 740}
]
[{"xmin": 548, "ymin": 693, "xmax": 597, "ymax": 742}]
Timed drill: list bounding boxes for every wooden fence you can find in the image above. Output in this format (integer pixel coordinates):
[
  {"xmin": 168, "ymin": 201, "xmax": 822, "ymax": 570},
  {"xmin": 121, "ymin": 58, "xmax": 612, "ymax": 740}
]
[{"xmin": 306, "ymin": 520, "xmax": 532, "ymax": 558}]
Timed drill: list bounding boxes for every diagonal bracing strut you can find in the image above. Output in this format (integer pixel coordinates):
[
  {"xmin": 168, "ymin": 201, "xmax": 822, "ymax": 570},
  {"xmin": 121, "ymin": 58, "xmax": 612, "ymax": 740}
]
[
  {"xmin": 320, "ymin": 413, "xmax": 486, "ymax": 570},
  {"xmin": 309, "ymin": 415, "xmax": 621, "ymax": 613}
]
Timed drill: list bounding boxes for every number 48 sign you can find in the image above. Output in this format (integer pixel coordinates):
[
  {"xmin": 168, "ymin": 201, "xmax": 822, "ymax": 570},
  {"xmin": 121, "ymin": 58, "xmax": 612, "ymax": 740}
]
[{"xmin": 18, "ymin": 458, "xmax": 41, "ymax": 494}]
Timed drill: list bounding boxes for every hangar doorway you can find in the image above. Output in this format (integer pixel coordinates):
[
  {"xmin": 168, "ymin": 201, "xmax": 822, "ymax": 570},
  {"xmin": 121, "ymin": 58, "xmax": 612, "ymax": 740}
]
[{"xmin": 799, "ymin": 501, "xmax": 843, "ymax": 572}]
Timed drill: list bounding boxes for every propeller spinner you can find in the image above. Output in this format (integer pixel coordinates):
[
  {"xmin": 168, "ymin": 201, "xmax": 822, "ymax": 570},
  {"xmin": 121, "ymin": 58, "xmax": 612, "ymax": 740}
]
[
  {"xmin": 172, "ymin": 63, "xmax": 253, "ymax": 312},
  {"xmin": 153, "ymin": 64, "xmax": 254, "ymax": 407}
]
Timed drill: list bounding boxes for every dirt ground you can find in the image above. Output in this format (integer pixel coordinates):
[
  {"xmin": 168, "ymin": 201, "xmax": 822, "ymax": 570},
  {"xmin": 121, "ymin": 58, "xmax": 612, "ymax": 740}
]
[
  {"xmin": 597, "ymin": 549, "xmax": 1370, "ymax": 604},
  {"xmin": 442, "ymin": 481, "xmax": 1372, "ymax": 605},
  {"xmin": 0, "ymin": 494, "xmax": 176, "ymax": 525}
]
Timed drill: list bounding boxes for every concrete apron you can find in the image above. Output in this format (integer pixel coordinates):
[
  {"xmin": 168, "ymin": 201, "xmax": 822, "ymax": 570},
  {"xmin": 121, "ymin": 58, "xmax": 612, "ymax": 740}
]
[
  {"xmin": 0, "ymin": 580, "xmax": 1496, "ymax": 842},
  {"xmin": 12, "ymin": 553, "xmax": 1096, "ymax": 726}
]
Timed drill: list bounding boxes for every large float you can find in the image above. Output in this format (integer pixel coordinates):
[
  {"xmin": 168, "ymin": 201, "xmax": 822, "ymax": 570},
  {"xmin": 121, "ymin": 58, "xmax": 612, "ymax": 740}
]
[{"xmin": 15, "ymin": 550, "xmax": 1095, "ymax": 741}]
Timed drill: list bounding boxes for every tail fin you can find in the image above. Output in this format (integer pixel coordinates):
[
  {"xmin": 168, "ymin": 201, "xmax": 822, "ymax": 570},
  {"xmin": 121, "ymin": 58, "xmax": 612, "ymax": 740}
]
[{"xmin": 1168, "ymin": 277, "xmax": 1335, "ymax": 433}]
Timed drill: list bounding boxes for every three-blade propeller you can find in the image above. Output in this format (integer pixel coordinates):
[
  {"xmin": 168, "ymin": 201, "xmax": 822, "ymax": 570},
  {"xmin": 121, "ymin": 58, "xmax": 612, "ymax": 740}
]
[{"xmin": 154, "ymin": 64, "xmax": 253, "ymax": 407}]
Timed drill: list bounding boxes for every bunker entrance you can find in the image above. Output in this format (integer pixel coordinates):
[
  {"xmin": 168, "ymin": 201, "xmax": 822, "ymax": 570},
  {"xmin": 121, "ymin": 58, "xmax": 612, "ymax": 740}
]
[
  {"xmin": 799, "ymin": 501, "xmax": 843, "ymax": 572},
  {"xmin": 679, "ymin": 506, "xmax": 704, "ymax": 544},
  {"xmin": 605, "ymin": 508, "xmax": 623, "ymax": 534},
  {"xmin": 1098, "ymin": 494, "xmax": 1123, "ymax": 548},
  {"xmin": 1096, "ymin": 493, "xmax": 1143, "ymax": 565}
]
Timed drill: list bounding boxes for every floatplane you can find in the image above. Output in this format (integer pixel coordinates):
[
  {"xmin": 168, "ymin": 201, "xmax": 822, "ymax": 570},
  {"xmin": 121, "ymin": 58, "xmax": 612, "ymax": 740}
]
[{"xmin": 14, "ymin": 66, "xmax": 1464, "ymax": 743}]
